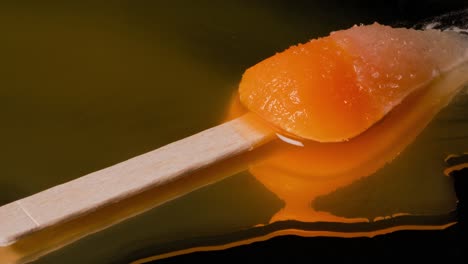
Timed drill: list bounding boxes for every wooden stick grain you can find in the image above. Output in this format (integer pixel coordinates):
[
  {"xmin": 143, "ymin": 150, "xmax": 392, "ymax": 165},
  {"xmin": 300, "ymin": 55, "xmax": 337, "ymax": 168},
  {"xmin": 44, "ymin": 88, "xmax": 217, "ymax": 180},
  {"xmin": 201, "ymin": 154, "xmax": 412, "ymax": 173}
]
[{"xmin": 0, "ymin": 113, "xmax": 275, "ymax": 246}]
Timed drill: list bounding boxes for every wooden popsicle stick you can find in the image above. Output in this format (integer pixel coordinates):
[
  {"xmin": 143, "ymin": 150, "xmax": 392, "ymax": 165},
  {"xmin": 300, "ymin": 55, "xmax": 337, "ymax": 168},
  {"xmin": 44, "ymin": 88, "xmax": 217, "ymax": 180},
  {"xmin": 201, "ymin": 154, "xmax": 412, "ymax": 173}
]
[{"xmin": 0, "ymin": 113, "xmax": 276, "ymax": 247}]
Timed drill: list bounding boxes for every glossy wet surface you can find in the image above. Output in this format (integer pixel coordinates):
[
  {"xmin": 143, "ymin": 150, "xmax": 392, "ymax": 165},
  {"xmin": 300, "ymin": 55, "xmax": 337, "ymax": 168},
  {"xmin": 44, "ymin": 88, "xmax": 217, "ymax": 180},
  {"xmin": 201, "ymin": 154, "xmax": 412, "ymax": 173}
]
[{"xmin": 1, "ymin": 1, "xmax": 467, "ymax": 263}]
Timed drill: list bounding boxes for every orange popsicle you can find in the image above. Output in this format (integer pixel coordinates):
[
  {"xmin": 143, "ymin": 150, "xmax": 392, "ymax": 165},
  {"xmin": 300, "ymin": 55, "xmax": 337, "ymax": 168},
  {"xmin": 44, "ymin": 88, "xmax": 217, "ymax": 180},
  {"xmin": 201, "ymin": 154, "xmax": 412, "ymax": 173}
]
[
  {"xmin": 233, "ymin": 23, "xmax": 468, "ymax": 223},
  {"xmin": 239, "ymin": 23, "xmax": 468, "ymax": 142}
]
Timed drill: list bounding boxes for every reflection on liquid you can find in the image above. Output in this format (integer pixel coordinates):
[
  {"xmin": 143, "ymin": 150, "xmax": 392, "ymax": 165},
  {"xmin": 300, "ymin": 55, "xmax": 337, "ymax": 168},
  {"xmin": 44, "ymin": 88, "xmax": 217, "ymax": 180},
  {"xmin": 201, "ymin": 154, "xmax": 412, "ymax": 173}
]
[
  {"xmin": 0, "ymin": 138, "xmax": 287, "ymax": 264},
  {"xmin": 1, "ymin": 2, "xmax": 468, "ymax": 263},
  {"xmin": 129, "ymin": 62, "xmax": 468, "ymax": 264},
  {"xmin": 1, "ymin": 61, "xmax": 467, "ymax": 264},
  {"xmin": 228, "ymin": 62, "xmax": 468, "ymax": 224}
]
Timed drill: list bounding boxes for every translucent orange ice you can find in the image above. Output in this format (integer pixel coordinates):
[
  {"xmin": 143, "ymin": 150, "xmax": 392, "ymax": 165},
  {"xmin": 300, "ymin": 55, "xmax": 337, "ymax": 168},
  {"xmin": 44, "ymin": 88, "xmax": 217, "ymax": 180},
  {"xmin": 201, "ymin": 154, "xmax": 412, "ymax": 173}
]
[{"xmin": 239, "ymin": 23, "xmax": 468, "ymax": 142}]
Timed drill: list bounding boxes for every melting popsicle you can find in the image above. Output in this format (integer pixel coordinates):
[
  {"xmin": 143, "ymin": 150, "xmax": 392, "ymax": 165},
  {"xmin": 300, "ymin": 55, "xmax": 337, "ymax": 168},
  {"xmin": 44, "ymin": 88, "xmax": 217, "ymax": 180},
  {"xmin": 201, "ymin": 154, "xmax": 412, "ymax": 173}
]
[
  {"xmin": 239, "ymin": 23, "xmax": 468, "ymax": 142},
  {"xmin": 229, "ymin": 22, "xmax": 468, "ymax": 222},
  {"xmin": 1, "ymin": 22, "xmax": 467, "ymax": 264},
  {"xmin": 131, "ymin": 21, "xmax": 468, "ymax": 264}
]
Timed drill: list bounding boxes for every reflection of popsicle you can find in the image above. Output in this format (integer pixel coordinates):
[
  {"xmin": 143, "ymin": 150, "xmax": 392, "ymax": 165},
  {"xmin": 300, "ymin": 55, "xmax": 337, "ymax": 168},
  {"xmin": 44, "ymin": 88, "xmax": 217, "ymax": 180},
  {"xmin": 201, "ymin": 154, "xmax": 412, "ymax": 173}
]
[{"xmin": 0, "ymin": 23, "xmax": 467, "ymax": 247}]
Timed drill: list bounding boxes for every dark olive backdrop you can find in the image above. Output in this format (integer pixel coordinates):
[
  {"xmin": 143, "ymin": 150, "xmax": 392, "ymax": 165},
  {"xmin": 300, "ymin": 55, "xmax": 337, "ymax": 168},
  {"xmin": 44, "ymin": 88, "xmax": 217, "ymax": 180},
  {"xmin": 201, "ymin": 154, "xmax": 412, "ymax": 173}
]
[{"xmin": 1, "ymin": 0, "xmax": 467, "ymax": 263}]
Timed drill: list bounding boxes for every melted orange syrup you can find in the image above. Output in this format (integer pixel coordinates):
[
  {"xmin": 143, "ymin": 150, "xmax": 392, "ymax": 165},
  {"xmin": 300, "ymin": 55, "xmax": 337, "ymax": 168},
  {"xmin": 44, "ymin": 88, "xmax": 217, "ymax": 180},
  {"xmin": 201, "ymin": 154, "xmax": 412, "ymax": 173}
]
[
  {"xmin": 56, "ymin": 61, "xmax": 462, "ymax": 264},
  {"xmin": 113, "ymin": 62, "xmax": 464, "ymax": 264},
  {"xmin": 2, "ymin": 65, "xmax": 466, "ymax": 264},
  {"xmin": 228, "ymin": 61, "xmax": 468, "ymax": 224}
]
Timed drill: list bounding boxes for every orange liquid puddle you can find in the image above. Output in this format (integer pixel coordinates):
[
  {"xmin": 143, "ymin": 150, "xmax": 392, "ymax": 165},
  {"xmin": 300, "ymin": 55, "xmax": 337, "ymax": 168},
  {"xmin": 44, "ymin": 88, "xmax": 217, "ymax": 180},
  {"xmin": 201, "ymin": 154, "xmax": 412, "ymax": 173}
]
[
  {"xmin": 130, "ymin": 63, "xmax": 467, "ymax": 263},
  {"xmin": 1, "ymin": 64, "xmax": 466, "ymax": 264},
  {"xmin": 229, "ymin": 61, "xmax": 468, "ymax": 224}
]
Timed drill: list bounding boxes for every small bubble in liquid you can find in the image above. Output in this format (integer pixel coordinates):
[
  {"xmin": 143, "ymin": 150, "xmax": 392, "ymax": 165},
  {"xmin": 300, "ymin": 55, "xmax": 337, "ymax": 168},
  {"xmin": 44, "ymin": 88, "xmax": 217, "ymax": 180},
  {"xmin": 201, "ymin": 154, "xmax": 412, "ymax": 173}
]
[
  {"xmin": 372, "ymin": 72, "xmax": 380, "ymax": 78},
  {"xmin": 395, "ymin": 74, "xmax": 402, "ymax": 80}
]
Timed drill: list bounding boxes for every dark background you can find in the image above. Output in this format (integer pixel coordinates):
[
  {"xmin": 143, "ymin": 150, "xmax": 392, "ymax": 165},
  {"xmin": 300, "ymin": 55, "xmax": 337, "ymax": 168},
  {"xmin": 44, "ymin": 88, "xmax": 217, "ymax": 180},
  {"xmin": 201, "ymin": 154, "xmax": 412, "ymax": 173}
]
[{"xmin": 1, "ymin": 1, "xmax": 467, "ymax": 263}]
